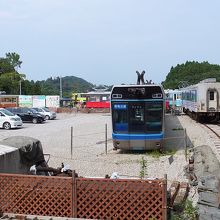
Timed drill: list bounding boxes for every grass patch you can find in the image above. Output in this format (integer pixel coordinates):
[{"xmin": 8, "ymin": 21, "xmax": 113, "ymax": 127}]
[
  {"xmin": 172, "ymin": 128, "xmax": 184, "ymax": 131},
  {"xmin": 147, "ymin": 149, "xmax": 177, "ymax": 158},
  {"xmin": 170, "ymin": 199, "xmax": 198, "ymax": 220}
]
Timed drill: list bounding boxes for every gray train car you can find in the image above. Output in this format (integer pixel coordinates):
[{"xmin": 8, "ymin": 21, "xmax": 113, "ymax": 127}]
[{"xmin": 181, "ymin": 78, "xmax": 220, "ymax": 122}]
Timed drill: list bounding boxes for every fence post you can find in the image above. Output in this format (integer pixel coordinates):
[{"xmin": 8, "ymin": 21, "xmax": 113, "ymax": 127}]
[
  {"xmin": 184, "ymin": 128, "xmax": 187, "ymax": 161},
  {"xmin": 72, "ymin": 170, "xmax": 77, "ymax": 218},
  {"xmin": 105, "ymin": 123, "xmax": 107, "ymax": 154},
  {"xmin": 71, "ymin": 126, "xmax": 73, "ymax": 159},
  {"xmin": 164, "ymin": 174, "xmax": 167, "ymax": 220}
]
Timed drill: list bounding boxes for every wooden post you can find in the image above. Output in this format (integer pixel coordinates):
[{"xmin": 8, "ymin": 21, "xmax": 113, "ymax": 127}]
[
  {"xmin": 71, "ymin": 126, "xmax": 73, "ymax": 159},
  {"xmin": 105, "ymin": 123, "xmax": 107, "ymax": 154},
  {"xmin": 164, "ymin": 174, "xmax": 167, "ymax": 220},
  {"xmin": 184, "ymin": 128, "xmax": 187, "ymax": 161},
  {"xmin": 72, "ymin": 170, "xmax": 77, "ymax": 218}
]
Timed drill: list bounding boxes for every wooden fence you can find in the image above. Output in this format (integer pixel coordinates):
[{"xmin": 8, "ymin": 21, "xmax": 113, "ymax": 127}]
[{"xmin": 0, "ymin": 173, "xmax": 167, "ymax": 219}]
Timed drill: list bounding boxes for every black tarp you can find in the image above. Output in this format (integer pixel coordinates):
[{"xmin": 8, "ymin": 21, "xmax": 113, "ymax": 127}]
[{"xmin": 0, "ymin": 136, "xmax": 45, "ymax": 166}]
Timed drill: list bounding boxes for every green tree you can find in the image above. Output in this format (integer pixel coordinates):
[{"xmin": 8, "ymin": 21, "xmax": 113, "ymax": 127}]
[
  {"xmin": 0, "ymin": 52, "xmax": 95, "ymax": 96},
  {"xmin": 0, "ymin": 72, "xmax": 21, "ymax": 94},
  {"xmin": 162, "ymin": 61, "xmax": 220, "ymax": 89},
  {"xmin": 0, "ymin": 52, "xmax": 27, "ymax": 94},
  {"xmin": 0, "ymin": 58, "xmax": 15, "ymax": 75},
  {"xmin": 6, "ymin": 52, "xmax": 22, "ymax": 70}
]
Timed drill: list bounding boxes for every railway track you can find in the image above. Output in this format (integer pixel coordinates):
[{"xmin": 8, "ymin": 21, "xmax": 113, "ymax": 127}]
[
  {"xmin": 200, "ymin": 123, "xmax": 220, "ymax": 155},
  {"xmin": 203, "ymin": 123, "xmax": 220, "ymax": 138}
]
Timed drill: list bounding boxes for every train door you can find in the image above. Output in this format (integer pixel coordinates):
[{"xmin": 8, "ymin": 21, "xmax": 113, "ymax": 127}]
[
  {"xmin": 207, "ymin": 89, "xmax": 218, "ymax": 111},
  {"xmin": 128, "ymin": 103, "xmax": 145, "ymax": 133},
  {"xmin": 128, "ymin": 102, "xmax": 145, "ymax": 149}
]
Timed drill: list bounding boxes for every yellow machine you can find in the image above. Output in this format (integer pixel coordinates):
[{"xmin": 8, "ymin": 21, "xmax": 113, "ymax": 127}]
[{"xmin": 72, "ymin": 93, "xmax": 87, "ymax": 103}]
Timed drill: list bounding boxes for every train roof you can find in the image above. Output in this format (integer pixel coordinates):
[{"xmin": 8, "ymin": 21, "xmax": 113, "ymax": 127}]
[
  {"xmin": 112, "ymin": 83, "xmax": 163, "ymax": 88},
  {"xmin": 164, "ymin": 89, "xmax": 181, "ymax": 93},
  {"xmin": 180, "ymin": 78, "xmax": 220, "ymax": 90},
  {"xmin": 199, "ymin": 78, "xmax": 216, "ymax": 83},
  {"xmin": 111, "ymin": 84, "xmax": 164, "ymax": 99}
]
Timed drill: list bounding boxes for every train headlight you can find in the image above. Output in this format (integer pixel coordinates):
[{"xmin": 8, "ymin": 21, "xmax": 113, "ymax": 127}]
[{"xmin": 155, "ymin": 142, "xmax": 161, "ymax": 147}]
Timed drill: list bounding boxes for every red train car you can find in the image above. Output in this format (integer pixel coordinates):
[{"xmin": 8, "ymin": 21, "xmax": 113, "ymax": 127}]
[
  {"xmin": 86, "ymin": 101, "xmax": 110, "ymax": 108},
  {"xmin": 85, "ymin": 91, "xmax": 110, "ymax": 108}
]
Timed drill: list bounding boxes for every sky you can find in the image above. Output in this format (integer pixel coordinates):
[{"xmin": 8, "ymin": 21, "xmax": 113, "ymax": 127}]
[{"xmin": 0, "ymin": 0, "xmax": 220, "ymax": 86}]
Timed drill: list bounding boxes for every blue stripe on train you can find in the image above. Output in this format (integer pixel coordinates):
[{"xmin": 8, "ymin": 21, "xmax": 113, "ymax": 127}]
[
  {"xmin": 112, "ymin": 132, "xmax": 164, "ymax": 140},
  {"xmin": 111, "ymin": 99, "xmax": 164, "ymax": 102}
]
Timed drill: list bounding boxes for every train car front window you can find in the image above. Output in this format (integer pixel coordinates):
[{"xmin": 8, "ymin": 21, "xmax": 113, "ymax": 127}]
[
  {"xmin": 129, "ymin": 103, "xmax": 145, "ymax": 133},
  {"xmin": 112, "ymin": 103, "xmax": 128, "ymax": 133},
  {"xmin": 145, "ymin": 102, "xmax": 163, "ymax": 133}
]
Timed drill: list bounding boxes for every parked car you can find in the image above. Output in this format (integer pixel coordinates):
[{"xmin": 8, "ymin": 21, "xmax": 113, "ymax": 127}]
[
  {"xmin": 6, "ymin": 107, "xmax": 45, "ymax": 124},
  {"xmin": 32, "ymin": 107, "xmax": 56, "ymax": 120},
  {"xmin": 0, "ymin": 108, "xmax": 23, "ymax": 129},
  {"xmin": 29, "ymin": 108, "xmax": 46, "ymax": 121}
]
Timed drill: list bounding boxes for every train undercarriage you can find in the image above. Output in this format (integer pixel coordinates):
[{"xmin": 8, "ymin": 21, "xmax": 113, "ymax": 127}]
[{"xmin": 183, "ymin": 107, "xmax": 220, "ymax": 123}]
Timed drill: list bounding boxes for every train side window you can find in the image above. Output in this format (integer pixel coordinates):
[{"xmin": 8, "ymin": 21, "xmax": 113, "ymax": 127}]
[
  {"xmin": 186, "ymin": 92, "xmax": 189, "ymax": 100},
  {"xmin": 210, "ymin": 91, "xmax": 214, "ymax": 100},
  {"xmin": 182, "ymin": 92, "xmax": 185, "ymax": 100}
]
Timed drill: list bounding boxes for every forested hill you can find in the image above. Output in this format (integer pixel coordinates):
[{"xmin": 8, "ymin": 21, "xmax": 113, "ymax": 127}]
[
  {"xmin": 162, "ymin": 61, "xmax": 220, "ymax": 89},
  {"xmin": 39, "ymin": 76, "xmax": 94, "ymax": 97},
  {"xmin": 0, "ymin": 52, "xmax": 95, "ymax": 96}
]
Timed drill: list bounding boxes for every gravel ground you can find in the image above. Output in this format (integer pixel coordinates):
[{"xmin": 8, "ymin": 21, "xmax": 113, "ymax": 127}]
[
  {"xmin": 0, "ymin": 112, "xmax": 213, "ymax": 187},
  {"xmin": 173, "ymin": 114, "xmax": 220, "ymax": 205}
]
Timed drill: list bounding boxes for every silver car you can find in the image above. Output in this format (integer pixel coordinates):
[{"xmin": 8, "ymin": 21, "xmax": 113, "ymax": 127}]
[{"xmin": 32, "ymin": 107, "xmax": 56, "ymax": 120}]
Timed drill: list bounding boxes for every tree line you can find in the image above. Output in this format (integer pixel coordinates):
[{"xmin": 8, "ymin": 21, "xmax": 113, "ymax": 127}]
[
  {"xmin": 162, "ymin": 61, "xmax": 220, "ymax": 89},
  {"xmin": 0, "ymin": 52, "xmax": 42, "ymax": 95},
  {"xmin": 0, "ymin": 52, "xmax": 94, "ymax": 97},
  {"xmin": 2, "ymin": 53, "xmax": 220, "ymax": 95}
]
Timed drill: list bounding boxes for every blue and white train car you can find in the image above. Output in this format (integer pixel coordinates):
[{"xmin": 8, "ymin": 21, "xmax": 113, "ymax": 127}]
[
  {"xmin": 111, "ymin": 84, "xmax": 165, "ymax": 151},
  {"xmin": 181, "ymin": 78, "xmax": 220, "ymax": 121},
  {"xmin": 165, "ymin": 89, "xmax": 182, "ymax": 112}
]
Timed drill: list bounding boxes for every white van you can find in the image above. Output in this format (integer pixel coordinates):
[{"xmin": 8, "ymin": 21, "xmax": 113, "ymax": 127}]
[{"xmin": 0, "ymin": 108, "xmax": 23, "ymax": 129}]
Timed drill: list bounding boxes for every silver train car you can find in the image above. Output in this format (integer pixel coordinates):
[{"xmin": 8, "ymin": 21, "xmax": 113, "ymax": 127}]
[{"xmin": 181, "ymin": 78, "xmax": 220, "ymax": 122}]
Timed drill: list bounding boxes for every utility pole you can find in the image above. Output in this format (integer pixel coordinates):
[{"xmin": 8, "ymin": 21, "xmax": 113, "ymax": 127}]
[{"xmin": 60, "ymin": 76, "xmax": 63, "ymax": 99}]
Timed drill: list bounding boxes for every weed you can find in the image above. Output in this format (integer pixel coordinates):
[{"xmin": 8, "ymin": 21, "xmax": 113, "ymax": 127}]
[
  {"xmin": 115, "ymin": 158, "xmax": 140, "ymax": 165},
  {"xmin": 169, "ymin": 199, "xmax": 198, "ymax": 220},
  {"xmin": 172, "ymin": 128, "xmax": 184, "ymax": 131},
  {"xmin": 147, "ymin": 149, "xmax": 177, "ymax": 159},
  {"xmin": 147, "ymin": 150, "xmax": 161, "ymax": 158},
  {"xmin": 183, "ymin": 199, "xmax": 198, "ymax": 219},
  {"xmin": 139, "ymin": 156, "xmax": 147, "ymax": 179}
]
